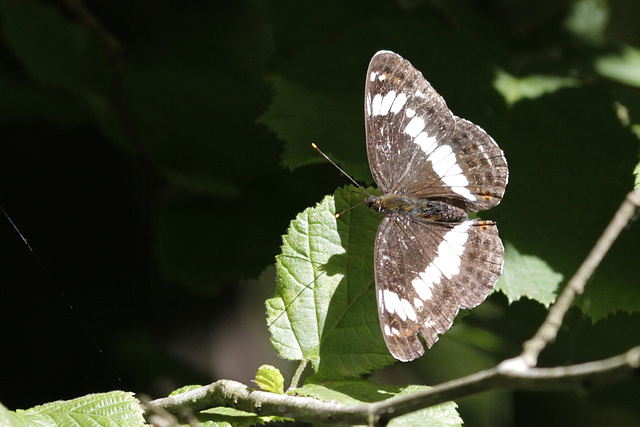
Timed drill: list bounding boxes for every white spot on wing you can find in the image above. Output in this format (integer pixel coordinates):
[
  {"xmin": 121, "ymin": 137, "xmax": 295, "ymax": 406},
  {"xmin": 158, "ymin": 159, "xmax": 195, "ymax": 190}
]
[
  {"xmin": 371, "ymin": 93, "xmax": 383, "ymax": 116},
  {"xmin": 442, "ymin": 169, "xmax": 467, "ymax": 186},
  {"xmin": 379, "ymin": 90, "xmax": 397, "ymax": 116},
  {"xmin": 429, "ymin": 145, "xmax": 455, "ymax": 173},
  {"xmin": 383, "ymin": 289, "xmax": 407, "ymax": 321},
  {"xmin": 443, "ymin": 171, "xmax": 475, "ymax": 200},
  {"xmin": 451, "ymin": 186, "xmax": 475, "ymax": 200},
  {"xmin": 406, "ymin": 108, "xmax": 415, "ymax": 118},
  {"xmin": 412, "ymin": 269, "xmax": 437, "ymax": 300},
  {"xmin": 433, "ymin": 252, "xmax": 457, "ymax": 279},
  {"xmin": 428, "ymin": 146, "xmax": 476, "ymax": 201},
  {"xmin": 384, "ymin": 324, "xmax": 392, "ymax": 336},
  {"xmin": 414, "ymin": 298, "xmax": 424, "ymax": 310},
  {"xmin": 411, "ymin": 221, "xmax": 472, "ymax": 298},
  {"xmin": 404, "ymin": 116, "xmax": 425, "ymax": 137},
  {"xmin": 401, "ymin": 299, "xmax": 417, "ymax": 322},
  {"xmin": 414, "ymin": 132, "xmax": 437, "ymax": 155},
  {"xmin": 370, "ymin": 71, "xmax": 377, "ymax": 82},
  {"xmin": 390, "ymin": 92, "xmax": 407, "ymax": 114}
]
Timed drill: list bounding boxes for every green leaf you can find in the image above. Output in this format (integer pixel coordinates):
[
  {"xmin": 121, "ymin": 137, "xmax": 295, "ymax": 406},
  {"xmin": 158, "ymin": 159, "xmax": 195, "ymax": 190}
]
[
  {"xmin": 0, "ymin": 401, "xmax": 25, "ymax": 427},
  {"xmin": 0, "ymin": 0, "xmax": 110, "ymax": 96},
  {"xmin": 257, "ymin": 72, "xmax": 370, "ymax": 181},
  {"xmin": 161, "ymin": 386, "xmax": 287, "ymax": 426},
  {"xmin": 498, "ymin": 242, "xmax": 563, "ymax": 307},
  {"xmin": 267, "ymin": 186, "xmax": 396, "ymax": 379},
  {"xmin": 169, "ymin": 385, "xmax": 202, "ymax": 396},
  {"xmin": 195, "ymin": 407, "xmax": 285, "ymax": 427},
  {"xmin": 1, "ymin": 391, "xmax": 144, "ymax": 427},
  {"xmin": 595, "ymin": 46, "xmax": 640, "ymax": 87},
  {"xmin": 493, "ymin": 70, "xmax": 580, "ymax": 107},
  {"xmin": 391, "ymin": 386, "xmax": 463, "ymax": 427},
  {"xmin": 0, "ymin": 0, "xmax": 128, "ymax": 146},
  {"xmin": 295, "ymin": 381, "xmax": 462, "ymax": 426},
  {"xmin": 499, "ymin": 85, "xmax": 640, "ymax": 320},
  {"xmin": 255, "ymin": 365, "xmax": 285, "ymax": 394}
]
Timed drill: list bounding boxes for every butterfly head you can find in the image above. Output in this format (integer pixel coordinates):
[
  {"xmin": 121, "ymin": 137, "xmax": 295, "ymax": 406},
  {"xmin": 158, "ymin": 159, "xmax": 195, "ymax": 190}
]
[{"xmin": 364, "ymin": 195, "xmax": 384, "ymax": 213}]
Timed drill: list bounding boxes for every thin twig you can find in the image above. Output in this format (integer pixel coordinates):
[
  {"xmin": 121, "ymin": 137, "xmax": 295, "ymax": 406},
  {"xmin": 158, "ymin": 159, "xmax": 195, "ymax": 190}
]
[
  {"xmin": 143, "ymin": 345, "xmax": 640, "ymax": 425},
  {"xmin": 521, "ymin": 188, "xmax": 640, "ymax": 366}
]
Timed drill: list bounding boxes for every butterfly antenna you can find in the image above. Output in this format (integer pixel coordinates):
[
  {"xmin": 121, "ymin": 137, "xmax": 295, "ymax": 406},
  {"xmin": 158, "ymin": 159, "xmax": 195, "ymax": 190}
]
[
  {"xmin": 311, "ymin": 143, "xmax": 367, "ymax": 191},
  {"xmin": 335, "ymin": 199, "xmax": 368, "ymax": 218}
]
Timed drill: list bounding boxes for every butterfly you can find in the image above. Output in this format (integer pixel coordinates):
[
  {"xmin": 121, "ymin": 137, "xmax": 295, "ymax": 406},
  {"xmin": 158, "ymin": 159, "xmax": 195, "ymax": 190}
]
[{"xmin": 363, "ymin": 51, "xmax": 508, "ymax": 362}]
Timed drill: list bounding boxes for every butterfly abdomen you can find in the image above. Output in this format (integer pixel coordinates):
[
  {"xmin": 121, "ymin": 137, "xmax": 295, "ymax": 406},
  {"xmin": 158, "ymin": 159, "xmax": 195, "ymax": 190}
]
[{"xmin": 365, "ymin": 194, "xmax": 468, "ymax": 222}]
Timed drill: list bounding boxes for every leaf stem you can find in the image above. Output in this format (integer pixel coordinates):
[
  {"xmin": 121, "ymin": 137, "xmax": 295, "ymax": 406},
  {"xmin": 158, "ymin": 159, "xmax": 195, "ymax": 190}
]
[{"xmin": 288, "ymin": 359, "xmax": 308, "ymax": 391}]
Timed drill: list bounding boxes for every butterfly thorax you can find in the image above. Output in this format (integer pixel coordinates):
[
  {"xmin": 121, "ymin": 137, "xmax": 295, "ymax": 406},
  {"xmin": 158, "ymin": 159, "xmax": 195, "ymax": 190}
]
[{"xmin": 365, "ymin": 194, "xmax": 468, "ymax": 222}]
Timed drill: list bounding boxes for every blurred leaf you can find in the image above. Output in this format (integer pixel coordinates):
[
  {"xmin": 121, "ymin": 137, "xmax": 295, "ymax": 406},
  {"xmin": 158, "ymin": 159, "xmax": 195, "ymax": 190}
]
[
  {"xmin": 0, "ymin": 63, "xmax": 90, "ymax": 127},
  {"xmin": 565, "ymin": 0, "xmax": 609, "ymax": 45},
  {"xmin": 0, "ymin": 0, "xmax": 110, "ymax": 96},
  {"xmin": 155, "ymin": 195, "xmax": 283, "ymax": 293},
  {"xmin": 0, "ymin": 0, "xmax": 128, "ymax": 146},
  {"xmin": 126, "ymin": 11, "xmax": 284, "ymax": 292},
  {"xmin": 296, "ymin": 381, "xmax": 462, "ymax": 426},
  {"xmin": 164, "ymin": 170, "xmax": 242, "ymax": 199},
  {"xmin": 595, "ymin": 46, "xmax": 640, "ymax": 87},
  {"xmin": 499, "ymin": 85, "xmax": 640, "ymax": 321},
  {"xmin": 257, "ymin": 64, "xmax": 369, "ymax": 182},
  {"xmin": 126, "ymin": 13, "xmax": 273, "ymax": 181},
  {"xmin": 493, "ymin": 70, "xmax": 580, "ymax": 106}
]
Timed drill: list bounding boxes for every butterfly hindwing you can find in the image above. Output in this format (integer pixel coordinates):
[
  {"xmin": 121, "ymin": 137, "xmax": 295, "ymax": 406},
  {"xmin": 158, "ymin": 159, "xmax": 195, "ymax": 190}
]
[
  {"xmin": 444, "ymin": 117, "xmax": 509, "ymax": 211},
  {"xmin": 374, "ymin": 217, "xmax": 504, "ymax": 362}
]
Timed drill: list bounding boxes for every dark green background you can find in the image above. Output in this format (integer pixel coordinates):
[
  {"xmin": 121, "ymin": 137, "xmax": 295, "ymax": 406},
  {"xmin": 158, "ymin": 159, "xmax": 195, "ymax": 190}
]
[{"xmin": 1, "ymin": 1, "xmax": 639, "ymax": 426}]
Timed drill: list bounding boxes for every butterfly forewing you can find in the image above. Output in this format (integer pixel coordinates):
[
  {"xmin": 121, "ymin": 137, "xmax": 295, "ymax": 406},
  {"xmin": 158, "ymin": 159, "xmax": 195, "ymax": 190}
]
[
  {"xmin": 363, "ymin": 51, "xmax": 508, "ymax": 361},
  {"xmin": 365, "ymin": 51, "xmax": 508, "ymax": 211},
  {"xmin": 365, "ymin": 51, "xmax": 455, "ymax": 196}
]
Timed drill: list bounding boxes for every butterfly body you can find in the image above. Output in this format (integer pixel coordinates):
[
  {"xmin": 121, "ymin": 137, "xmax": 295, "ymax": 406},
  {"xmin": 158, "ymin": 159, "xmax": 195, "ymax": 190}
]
[
  {"xmin": 365, "ymin": 195, "xmax": 468, "ymax": 222},
  {"xmin": 364, "ymin": 51, "xmax": 508, "ymax": 362}
]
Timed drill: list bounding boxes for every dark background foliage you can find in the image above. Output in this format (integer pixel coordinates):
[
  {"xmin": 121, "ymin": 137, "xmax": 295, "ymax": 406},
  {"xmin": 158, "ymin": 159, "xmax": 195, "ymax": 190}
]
[{"xmin": 1, "ymin": 0, "xmax": 639, "ymax": 426}]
